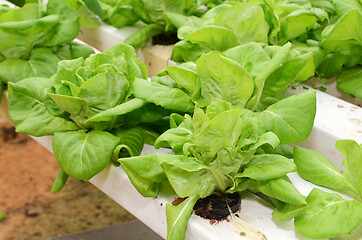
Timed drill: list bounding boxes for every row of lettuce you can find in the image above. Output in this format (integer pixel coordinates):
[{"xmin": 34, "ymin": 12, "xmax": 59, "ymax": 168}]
[
  {"xmin": 7, "ymin": 43, "xmax": 362, "ymax": 240},
  {"xmin": 1, "ymin": 0, "xmax": 362, "ymax": 240},
  {"xmin": 77, "ymin": 0, "xmax": 361, "ymax": 99},
  {"xmin": 2, "ymin": 0, "xmax": 361, "ymax": 100}
]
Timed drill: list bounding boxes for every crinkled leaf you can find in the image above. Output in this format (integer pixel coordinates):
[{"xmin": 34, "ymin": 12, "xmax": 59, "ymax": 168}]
[
  {"xmin": 195, "ymin": 110, "xmax": 243, "ymax": 154},
  {"xmin": 78, "ymin": 71, "xmax": 129, "ymax": 111},
  {"xmin": 49, "ymin": 93, "xmax": 94, "ymax": 128},
  {"xmin": 164, "ymin": 12, "xmax": 201, "ymax": 31},
  {"xmin": 224, "ymin": 43, "xmax": 270, "ymax": 78},
  {"xmin": 159, "ymin": 62, "xmax": 197, "ymax": 95},
  {"xmin": 185, "ymin": 26, "xmax": 238, "ymax": 51},
  {"xmin": 316, "ymin": 53, "xmax": 348, "ymax": 79},
  {"xmin": 107, "ymin": 6, "xmax": 139, "ymax": 28},
  {"xmin": 66, "ymin": 0, "xmax": 102, "ymax": 28},
  {"xmin": 83, "ymin": 0, "xmax": 105, "ymax": 19},
  {"xmin": 242, "ymin": 132, "xmax": 280, "ymax": 152},
  {"xmin": 155, "ymin": 114, "xmax": 193, "ymax": 152},
  {"xmin": 0, "ymin": 3, "xmax": 38, "ymax": 23},
  {"xmin": 259, "ymin": 144, "xmax": 293, "ymax": 159},
  {"xmin": 335, "ymin": 0, "xmax": 362, "ymax": 17},
  {"xmin": 201, "ymin": 3, "xmax": 231, "ymax": 25},
  {"xmin": 102, "ymin": 44, "xmax": 148, "ymax": 81},
  {"xmin": 169, "ymin": 113, "xmax": 185, "ymax": 128},
  {"xmin": 0, "ymin": 15, "xmax": 59, "ymax": 59},
  {"xmin": 125, "ymin": 103, "xmax": 171, "ymax": 123},
  {"xmin": 53, "ymin": 58, "xmax": 84, "ymax": 96},
  {"xmin": 54, "ymin": 42, "xmax": 94, "ymax": 60},
  {"xmin": 280, "ymin": 11, "xmax": 317, "ymax": 42},
  {"xmin": 8, "ymin": 78, "xmax": 78, "ymax": 136},
  {"xmin": 119, "ymin": 155, "xmax": 165, "ymax": 197},
  {"xmin": 196, "ymin": 52, "xmax": 254, "ymax": 107},
  {"xmin": 155, "ymin": 128, "xmax": 193, "ymax": 154},
  {"xmin": 245, "ymin": 42, "xmax": 291, "ymax": 110},
  {"xmin": 43, "ymin": 0, "xmax": 79, "ymax": 46},
  {"xmin": 0, "ymin": 48, "xmax": 60, "ymax": 83},
  {"xmin": 158, "ymin": 154, "xmax": 217, "ymax": 198},
  {"xmin": 214, "ymin": 3, "xmax": 268, "ymax": 44},
  {"xmin": 68, "ymin": 41, "xmax": 95, "ymax": 59},
  {"xmin": 171, "ymin": 39, "xmax": 206, "ymax": 63}
]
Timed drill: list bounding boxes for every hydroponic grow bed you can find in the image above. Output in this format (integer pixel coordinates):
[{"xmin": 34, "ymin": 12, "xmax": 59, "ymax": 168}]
[{"xmin": 1, "ymin": 4, "xmax": 361, "ymax": 238}]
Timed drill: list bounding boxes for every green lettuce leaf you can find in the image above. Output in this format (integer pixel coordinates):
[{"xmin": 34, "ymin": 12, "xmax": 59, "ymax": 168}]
[
  {"xmin": 43, "ymin": 0, "xmax": 80, "ymax": 46},
  {"xmin": 8, "ymin": 77, "xmax": 79, "ymax": 136},
  {"xmin": 195, "ymin": 52, "xmax": 254, "ymax": 107},
  {"xmin": 119, "ymin": 155, "xmax": 166, "ymax": 197},
  {"xmin": 51, "ymin": 168, "xmax": 69, "ymax": 193},
  {"xmin": 0, "ymin": 15, "xmax": 59, "ymax": 59},
  {"xmin": 0, "ymin": 48, "xmax": 60, "ymax": 83},
  {"xmin": 254, "ymin": 177, "xmax": 306, "ymax": 205},
  {"xmin": 295, "ymin": 188, "xmax": 362, "ymax": 239},
  {"xmin": 214, "ymin": 3, "xmax": 268, "ymax": 44},
  {"xmin": 337, "ymin": 139, "xmax": 362, "ymax": 199},
  {"xmin": 53, "ymin": 130, "xmax": 120, "ymax": 181},
  {"xmin": 132, "ymin": 78, "xmax": 194, "ymax": 113},
  {"xmin": 336, "ymin": 67, "xmax": 362, "ymax": 99},
  {"xmin": 293, "ymin": 146, "xmax": 353, "ymax": 192},
  {"xmin": 241, "ymin": 154, "xmax": 296, "ymax": 181},
  {"xmin": 166, "ymin": 195, "xmax": 199, "ymax": 240},
  {"xmin": 257, "ymin": 91, "xmax": 316, "ymax": 144}
]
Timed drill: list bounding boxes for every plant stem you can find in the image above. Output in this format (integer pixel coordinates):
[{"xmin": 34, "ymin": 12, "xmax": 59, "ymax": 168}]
[{"xmin": 208, "ymin": 166, "xmax": 227, "ymax": 192}]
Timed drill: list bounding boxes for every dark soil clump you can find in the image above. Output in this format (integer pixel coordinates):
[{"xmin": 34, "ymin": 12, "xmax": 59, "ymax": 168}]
[
  {"xmin": 194, "ymin": 193, "xmax": 241, "ymax": 221},
  {"xmin": 152, "ymin": 32, "xmax": 179, "ymax": 45}
]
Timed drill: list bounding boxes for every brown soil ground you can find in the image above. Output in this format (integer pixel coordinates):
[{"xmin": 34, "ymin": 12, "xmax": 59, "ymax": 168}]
[{"xmin": 0, "ymin": 119, "xmax": 135, "ymax": 240}]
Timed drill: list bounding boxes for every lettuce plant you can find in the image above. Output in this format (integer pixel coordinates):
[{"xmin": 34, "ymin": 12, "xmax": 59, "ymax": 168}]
[
  {"xmin": 123, "ymin": 0, "xmax": 217, "ymax": 49},
  {"xmin": 7, "ymin": 44, "xmax": 191, "ymax": 192},
  {"xmin": 118, "ymin": 46, "xmax": 317, "ymax": 239},
  {"xmin": 120, "ymin": 90, "xmax": 316, "ymax": 240},
  {"xmin": 280, "ymin": 140, "xmax": 362, "ymax": 239},
  {"xmin": 0, "ymin": 0, "xmax": 94, "ymax": 95},
  {"xmin": 157, "ymin": 43, "xmax": 314, "ymax": 111},
  {"xmin": 69, "ymin": 0, "xmax": 222, "ymax": 49},
  {"xmin": 170, "ymin": 1, "xmax": 362, "ymax": 99}
]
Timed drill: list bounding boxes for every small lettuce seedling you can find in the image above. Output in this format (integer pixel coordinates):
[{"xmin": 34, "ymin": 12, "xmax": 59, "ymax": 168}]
[
  {"xmin": 286, "ymin": 140, "xmax": 362, "ymax": 238},
  {"xmin": 120, "ymin": 90, "xmax": 316, "ymax": 240}
]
